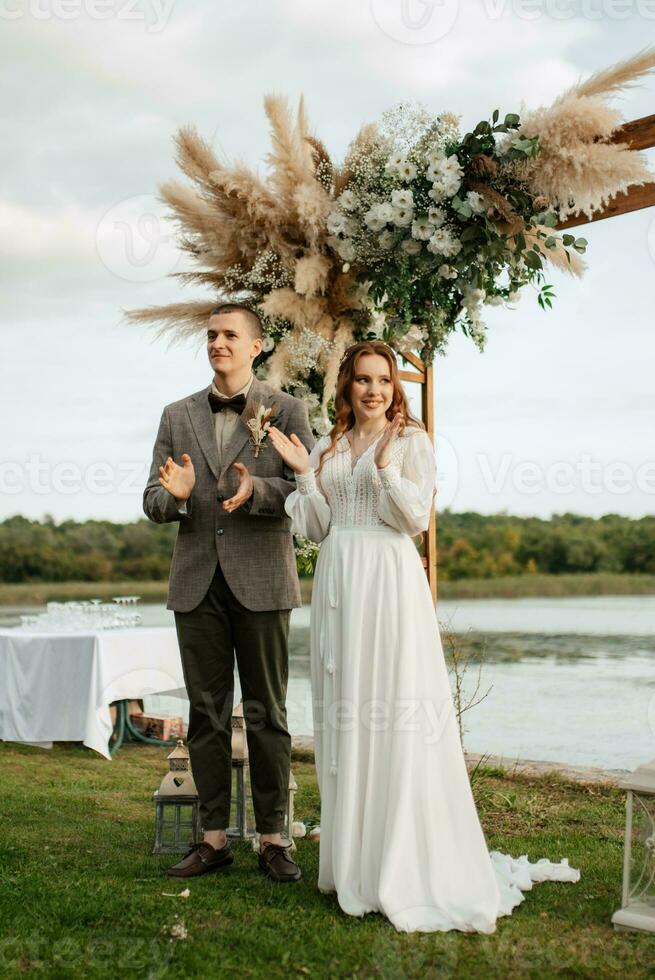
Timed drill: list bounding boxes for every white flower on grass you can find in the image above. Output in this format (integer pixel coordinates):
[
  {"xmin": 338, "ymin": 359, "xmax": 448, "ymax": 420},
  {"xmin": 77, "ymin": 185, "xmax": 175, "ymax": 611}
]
[
  {"xmin": 378, "ymin": 229, "xmax": 395, "ymax": 250},
  {"xmin": 391, "ymin": 188, "xmax": 414, "ymax": 209},
  {"xmin": 466, "ymin": 191, "xmax": 486, "ymax": 214},
  {"xmin": 262, "ymin": 334, "xmax": 275, "ymax": 352},
  {"xmin": 401, "ymin": 238, "xmax": 422, "ymax": 255},
  {"xmin": 438, "ymin": 263, "xmax": 458, "ymax": 279},
  {"xmin": 411, "ymin": 217, "xmax": 433, "ymax": 241},
  {"xmin": 337, "ymin": 189, "xmax": 357, "ymax": 211},
  {"xmin": 428, "ymin": 207, "xmax": 446, "ymax": 227},
  {"xmin": 398, "ymin": 159, "xmax": 418, "ymax": 181},
  {"xmin": 392, "ymin": 206, "xmax": 413, "ymax": 227}
]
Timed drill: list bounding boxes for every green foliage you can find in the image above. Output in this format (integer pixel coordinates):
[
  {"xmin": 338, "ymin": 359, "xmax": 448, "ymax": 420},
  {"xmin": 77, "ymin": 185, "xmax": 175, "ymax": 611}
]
[
  {"xmin": 0, "ymin": 516, "xmax": 175, "ymax": 584},
  {"xmin": 437, "ymin": 511, "xmax": 655, "ymax": 581},
  {"xmin": 0, "ymin": 512, "xmax": 653, "ymax": 585}
]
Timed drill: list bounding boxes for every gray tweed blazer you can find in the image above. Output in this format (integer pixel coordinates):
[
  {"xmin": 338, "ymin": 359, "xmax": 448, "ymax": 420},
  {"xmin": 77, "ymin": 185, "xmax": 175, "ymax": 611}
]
[{"xmin": 143, "ymin": 376, "xmax": 316, "ymax": 612}]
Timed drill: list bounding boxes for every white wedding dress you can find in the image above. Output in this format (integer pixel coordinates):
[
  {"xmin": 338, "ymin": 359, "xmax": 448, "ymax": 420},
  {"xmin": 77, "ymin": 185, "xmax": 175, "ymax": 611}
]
[{"xmin": 284, "ymin": 426, "xmax": 580, "ymax": 933}]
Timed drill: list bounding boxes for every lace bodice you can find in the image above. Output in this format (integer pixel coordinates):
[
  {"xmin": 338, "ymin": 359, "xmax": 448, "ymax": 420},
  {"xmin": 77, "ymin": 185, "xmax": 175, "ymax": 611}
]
[{"xmin": 284, "ymin": 426, "xmax": 436, "ymax": 541}]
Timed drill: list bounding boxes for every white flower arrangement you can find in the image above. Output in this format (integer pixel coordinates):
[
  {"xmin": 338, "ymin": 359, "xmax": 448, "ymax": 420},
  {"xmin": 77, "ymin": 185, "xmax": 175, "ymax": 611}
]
[
  {"xmin": 130, "ymin": 52, "xmax": 655, "ymax": 430},
  {"xmin": 320, "ymin": 101, "xmax": 593, "ymax": 359}
]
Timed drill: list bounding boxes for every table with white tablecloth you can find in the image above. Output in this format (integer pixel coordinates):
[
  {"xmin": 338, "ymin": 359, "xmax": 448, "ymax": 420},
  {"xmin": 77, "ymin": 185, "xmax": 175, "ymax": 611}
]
[{"xmin": 0, "ymin": 627, "xmax": 185, "ymax": 760}]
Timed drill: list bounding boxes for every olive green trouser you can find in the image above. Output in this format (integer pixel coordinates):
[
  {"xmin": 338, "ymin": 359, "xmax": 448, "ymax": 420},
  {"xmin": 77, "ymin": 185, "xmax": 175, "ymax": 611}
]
[{"xmin": 174, "ymin": 561, "xmax": 292, "ymax": 834}]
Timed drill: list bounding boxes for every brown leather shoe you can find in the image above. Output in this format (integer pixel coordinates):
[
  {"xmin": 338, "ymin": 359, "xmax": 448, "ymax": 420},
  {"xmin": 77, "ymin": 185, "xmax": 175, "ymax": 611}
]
[
  {"xmin": 258, "ymin": 841, "xmax": 302, "ymax": 883},
  {"xmin": 166, "ymin": 840, "xmax": 234, "ymax": 878}
]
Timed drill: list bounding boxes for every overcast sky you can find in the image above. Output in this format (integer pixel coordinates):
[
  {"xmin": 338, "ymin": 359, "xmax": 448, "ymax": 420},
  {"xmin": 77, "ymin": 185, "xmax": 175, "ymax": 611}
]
[{"xmin": 1, "ymin": 0, "xmax": 654, "ymax": 523}]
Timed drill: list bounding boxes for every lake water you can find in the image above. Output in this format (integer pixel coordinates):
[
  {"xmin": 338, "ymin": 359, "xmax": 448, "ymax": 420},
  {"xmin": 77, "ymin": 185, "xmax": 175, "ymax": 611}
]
[{"xmin": 2, "ymin": 596, "xmax": 654, "ymax": 772}]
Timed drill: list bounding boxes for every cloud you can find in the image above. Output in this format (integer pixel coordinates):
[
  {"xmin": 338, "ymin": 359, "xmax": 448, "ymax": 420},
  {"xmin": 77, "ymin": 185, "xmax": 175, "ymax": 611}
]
[{"xmin": 0, "ymin": 198, "xmax": 96, "ymax": 260}]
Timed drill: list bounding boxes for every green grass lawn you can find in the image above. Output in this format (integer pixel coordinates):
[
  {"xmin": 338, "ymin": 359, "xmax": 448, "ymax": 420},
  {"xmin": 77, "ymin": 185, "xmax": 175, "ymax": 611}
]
[{"xmin": 1, "ymin": 742, "xmax": 653, "ymax": 978}]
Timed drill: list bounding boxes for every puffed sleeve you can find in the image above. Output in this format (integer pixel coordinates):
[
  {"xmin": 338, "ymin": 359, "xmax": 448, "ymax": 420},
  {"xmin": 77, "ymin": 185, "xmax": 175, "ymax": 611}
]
[
  {"xmin": 376, "ymin": 428, "xmax": 436, "ymax": 536},
  {"xmin": 284, "ymin": 436, "xmax": 332, "ymax": 543}
]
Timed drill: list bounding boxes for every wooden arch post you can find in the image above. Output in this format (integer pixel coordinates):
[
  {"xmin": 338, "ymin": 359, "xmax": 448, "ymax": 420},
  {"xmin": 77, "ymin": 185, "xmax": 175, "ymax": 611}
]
[
  {"xmin": 405, "ymin": 113, "xmax": 655, "ymax": 606},
  {"xmin": 398, "ymin": 351, "xmax": 437, "ymax": 604}
]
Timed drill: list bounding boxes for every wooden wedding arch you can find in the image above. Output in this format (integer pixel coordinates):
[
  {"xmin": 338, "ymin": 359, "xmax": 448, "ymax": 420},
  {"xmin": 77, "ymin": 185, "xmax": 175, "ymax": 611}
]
[{"xmin": 410, "ymin": 113, "xmax": 655, "ymax": 603}]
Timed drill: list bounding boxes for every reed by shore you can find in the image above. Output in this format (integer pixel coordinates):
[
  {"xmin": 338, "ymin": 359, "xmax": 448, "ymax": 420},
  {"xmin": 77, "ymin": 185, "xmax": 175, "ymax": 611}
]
[{"xmin": 1, "ymin": 572, "xmax": 655, "ymax": 608}]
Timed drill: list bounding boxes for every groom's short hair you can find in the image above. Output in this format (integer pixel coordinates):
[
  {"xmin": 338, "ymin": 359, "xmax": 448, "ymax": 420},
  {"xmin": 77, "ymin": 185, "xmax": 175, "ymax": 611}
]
[{"xmin": 209, "ymin": 302, "xmax": 263, "ymax": 341}]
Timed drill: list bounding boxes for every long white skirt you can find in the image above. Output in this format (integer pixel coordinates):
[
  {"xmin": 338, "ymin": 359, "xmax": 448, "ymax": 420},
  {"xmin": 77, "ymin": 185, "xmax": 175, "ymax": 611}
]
[{"xmin": 309, "ymin": 524, "xmax": 580, "ymax": 933}]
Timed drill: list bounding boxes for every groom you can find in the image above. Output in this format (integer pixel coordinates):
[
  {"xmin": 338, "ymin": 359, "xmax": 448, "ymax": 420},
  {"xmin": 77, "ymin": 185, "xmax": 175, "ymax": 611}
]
[{"xmin": 143, "ymin": 302, "xmax": 315, "ymax": 882}]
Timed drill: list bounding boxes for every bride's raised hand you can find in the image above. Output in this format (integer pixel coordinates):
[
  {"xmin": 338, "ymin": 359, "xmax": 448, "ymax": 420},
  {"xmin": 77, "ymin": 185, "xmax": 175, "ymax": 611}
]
[
  {"xmin": 268, "ymin": 426, "xmax": 311, "ymax": 475},
  {"xmin": 373, "ymin": 414, "xmax": 403, "ymax": 469}
]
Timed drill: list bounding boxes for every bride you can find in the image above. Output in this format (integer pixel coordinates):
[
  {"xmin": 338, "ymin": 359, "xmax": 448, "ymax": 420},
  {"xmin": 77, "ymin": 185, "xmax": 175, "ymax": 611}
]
[{"xmin": 267, "ymin": 340, "xmax": 580, "ymax": 933}]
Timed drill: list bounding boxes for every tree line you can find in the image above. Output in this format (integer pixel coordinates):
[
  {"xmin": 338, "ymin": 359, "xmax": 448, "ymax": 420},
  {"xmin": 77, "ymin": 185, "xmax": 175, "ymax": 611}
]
[{"xmin": 0, "ymin": 511, "xmax": 653, "ymax": 584}]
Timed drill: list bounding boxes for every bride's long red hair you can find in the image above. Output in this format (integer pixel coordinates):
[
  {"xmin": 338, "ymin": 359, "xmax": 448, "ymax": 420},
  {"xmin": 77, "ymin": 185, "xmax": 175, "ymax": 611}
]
[{"xmin": 314, "ymin": 341, "xmax": 424, "ymax": 478}]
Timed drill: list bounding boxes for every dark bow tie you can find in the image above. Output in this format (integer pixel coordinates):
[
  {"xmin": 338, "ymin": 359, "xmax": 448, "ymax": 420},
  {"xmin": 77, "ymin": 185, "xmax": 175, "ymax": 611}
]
[{"xmin": 208, "ymin": 391, "xmax": 247, "ymax": 415}]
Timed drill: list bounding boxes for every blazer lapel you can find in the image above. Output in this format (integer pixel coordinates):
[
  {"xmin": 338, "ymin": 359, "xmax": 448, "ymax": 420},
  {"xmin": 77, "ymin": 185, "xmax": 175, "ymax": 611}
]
[
  {"xmin": 219, "ymin": 376, "xmax": 277, "ymax": 479},
  {"xmin": 186, "ymin": 384, "xmax": 221, "ymax": 480}
]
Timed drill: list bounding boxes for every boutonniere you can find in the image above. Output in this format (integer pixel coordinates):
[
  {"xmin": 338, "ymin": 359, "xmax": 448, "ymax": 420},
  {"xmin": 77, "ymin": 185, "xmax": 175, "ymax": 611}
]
[{"xmin": 244, "ymin": 401, "xmax": 280, "ymax": 458}]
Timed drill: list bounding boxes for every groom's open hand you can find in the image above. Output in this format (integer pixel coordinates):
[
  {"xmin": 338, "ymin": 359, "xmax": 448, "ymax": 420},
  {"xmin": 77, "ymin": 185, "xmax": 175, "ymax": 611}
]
[
  {"xmin": 159, "ymin": 454, "xmax": 195, "ymax": 502},
  {"xmin": 222, "ymin": 462, "xmax": 254, "ymax": 512}
]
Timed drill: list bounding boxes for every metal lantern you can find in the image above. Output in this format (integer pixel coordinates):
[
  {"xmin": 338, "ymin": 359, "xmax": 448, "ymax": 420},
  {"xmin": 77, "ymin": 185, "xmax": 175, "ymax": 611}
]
[
  {"xmin": 283, "ymin": 770, "xmax": 298, "ymax": 852},
  {"xmin": 227, "ymin": 701, "xmax": 299, "ymax": 848},
  {"xmin": 152, "ymin": 739, "xmax": 201, "ymax": 854},
  {"xmin": 612, "ymin": 756, "xmax": 655, "ymax": 933},
  {"xmin": 227, "ymin": 700, "xmax": 256, "ymax": 840}
]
